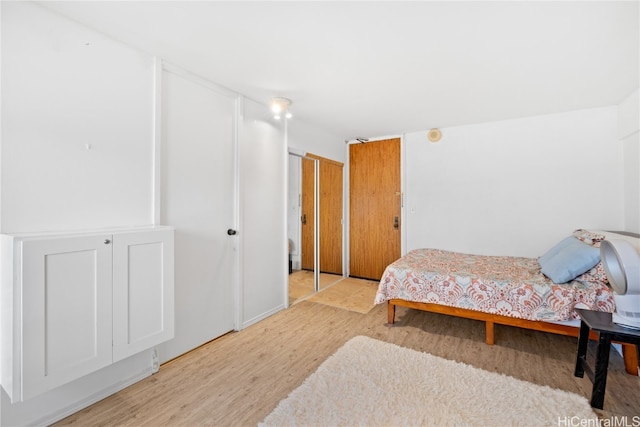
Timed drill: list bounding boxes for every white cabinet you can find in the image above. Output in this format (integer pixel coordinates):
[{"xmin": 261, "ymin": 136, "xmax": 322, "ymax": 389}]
[{"xmin": 0, "ymin": 227, "xmax": 174, "ymax": 403}]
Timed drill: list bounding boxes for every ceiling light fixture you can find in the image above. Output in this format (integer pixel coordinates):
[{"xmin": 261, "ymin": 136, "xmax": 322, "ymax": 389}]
[{"xmin": 271, "ymin": 97, "xmax": 292, "ymax": 120}]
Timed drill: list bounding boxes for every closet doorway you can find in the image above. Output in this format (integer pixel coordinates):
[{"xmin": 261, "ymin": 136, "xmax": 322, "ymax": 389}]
[
  {"xmin": 349, "ymin": 138, "xmax": 401, "ymax": 280},
  {"xmin": 288, "ymin": 153, "xmax": 344, "ymax": 304}
]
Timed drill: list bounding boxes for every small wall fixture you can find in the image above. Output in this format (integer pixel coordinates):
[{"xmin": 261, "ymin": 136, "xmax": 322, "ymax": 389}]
[
  {"xmin": 428, "ymin": 128, "xmax": 442, "ymax": 142},
  {"xmin": 271, "ymin": 97, "xmax": 293, "ymax": 120}
]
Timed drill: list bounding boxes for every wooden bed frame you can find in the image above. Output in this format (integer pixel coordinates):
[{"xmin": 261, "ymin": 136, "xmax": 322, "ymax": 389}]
[{"xmin": 387, "ymin": 298, "xmax": 639, "ymax": 376}]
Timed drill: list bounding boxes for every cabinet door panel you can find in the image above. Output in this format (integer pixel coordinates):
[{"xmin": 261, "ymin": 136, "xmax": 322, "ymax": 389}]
[
  {"xmin": 112, "ymin": 229, "xmax": 174, "ymax": 362},
  {"xmin": 21, "ymin": 235, "xmax": 112, "ymax": 401},
  {"xmin": 44, "ymin": 250, "xmax": 100, "ymax": 373}
]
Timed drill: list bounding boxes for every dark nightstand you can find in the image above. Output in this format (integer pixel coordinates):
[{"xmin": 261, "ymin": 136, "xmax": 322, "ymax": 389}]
[{"xmin": 574, "ymin": 308, "xmax": 640, "ymax": 409}]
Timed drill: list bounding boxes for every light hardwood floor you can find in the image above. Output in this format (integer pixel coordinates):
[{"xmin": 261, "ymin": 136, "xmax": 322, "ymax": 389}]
[
  {"xmin": 288, "ymin": 270, "xmax": 343, "ymax": 305},
  {"xmin": 55, "ymin": 301, "xmax": 640, "ymax": 426}
]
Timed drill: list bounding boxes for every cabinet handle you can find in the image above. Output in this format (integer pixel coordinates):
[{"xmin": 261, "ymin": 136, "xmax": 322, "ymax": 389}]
[{"xmin": 104, "ymin": 239, "xmax": 111, "ymax": 244}]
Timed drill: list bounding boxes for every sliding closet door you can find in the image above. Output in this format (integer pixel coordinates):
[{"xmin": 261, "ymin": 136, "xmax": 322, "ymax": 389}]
[{"xmin": 158, "ymin": 68, "xmax": 237, "ymax": 362}]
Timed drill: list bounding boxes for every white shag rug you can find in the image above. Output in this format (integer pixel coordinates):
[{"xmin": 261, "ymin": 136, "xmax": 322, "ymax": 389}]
[{"xmin": 260, "ymin": 336, "xmax": 597, "ymax": 426}]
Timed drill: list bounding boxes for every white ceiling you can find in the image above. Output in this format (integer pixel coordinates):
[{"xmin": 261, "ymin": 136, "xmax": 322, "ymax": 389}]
[{"xmin": 40, "ymin": 1, "xmax": 639, "ymax": 140}]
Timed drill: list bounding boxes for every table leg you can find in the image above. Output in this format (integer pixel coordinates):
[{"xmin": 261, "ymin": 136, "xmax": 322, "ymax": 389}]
[
  {"xmin": 574, "ymin": 320, "xmax": 590, "ymax": 378},
  {"xmin": 590, "ymin": 333, "xmax": 612, "ymax": 409}
]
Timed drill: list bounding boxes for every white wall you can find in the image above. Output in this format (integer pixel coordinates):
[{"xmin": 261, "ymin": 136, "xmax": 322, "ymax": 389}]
[
  {"xmin": 1, "ymin": 1, "xmax": 154, "ymax": 234},
  {"xmin": 618, "ymin": 89, "xmax": 640, "ymax": 233},
  {"xmin": 288, "ymin": 118, "xmax": 344, "ymax": 163},
  {"xmin": 239, "ymin": 98, "xmax": 287, "ymax": 327},
  {"xmin": 404, "ymin": 107, "xmax": 623, "ymax": 258}
]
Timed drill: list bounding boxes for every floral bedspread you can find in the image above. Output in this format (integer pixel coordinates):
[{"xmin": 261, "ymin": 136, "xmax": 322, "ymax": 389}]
[{"xmin": 374, "ymin": 248, "xmax": 615, "ymax": 321}]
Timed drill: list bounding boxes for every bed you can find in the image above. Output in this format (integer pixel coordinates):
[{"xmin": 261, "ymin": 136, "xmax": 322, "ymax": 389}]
[{"xmin": 375, "ymin": 230, "xmax": 640, "ymax": 375}]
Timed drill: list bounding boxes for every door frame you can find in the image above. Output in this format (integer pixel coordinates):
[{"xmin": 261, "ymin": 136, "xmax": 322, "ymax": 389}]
[{"xmin": 344, "ymin": 135, "xmax": 406, "ymax": 278}]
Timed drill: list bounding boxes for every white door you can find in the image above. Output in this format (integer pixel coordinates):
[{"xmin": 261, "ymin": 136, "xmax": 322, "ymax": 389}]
[{"xmin": 157, "ymin": 68, "xmax": 237, "ymax": 362}]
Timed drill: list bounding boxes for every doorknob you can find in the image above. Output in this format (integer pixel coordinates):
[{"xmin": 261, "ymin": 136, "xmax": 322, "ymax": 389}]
[
  {"xmin": 227, "ymin": 229, "xmax": 237, "ymax": 236},
  {"xmin": 393, "ymin": 216, "xmax": 399, "ymax": 230},
  {"xmin": 301, "ymin": 213, "xmax": 307, "ymax": 225}
]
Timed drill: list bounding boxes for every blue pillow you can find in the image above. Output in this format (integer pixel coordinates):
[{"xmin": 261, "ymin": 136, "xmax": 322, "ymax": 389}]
[{"xmin": 539, "ymin": 236, "xmax": 600, "ymax": 284}]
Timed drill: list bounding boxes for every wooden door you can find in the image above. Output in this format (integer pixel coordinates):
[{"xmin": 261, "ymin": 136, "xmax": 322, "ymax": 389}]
[
  {"xmin": 349, "ymin": 138, "xmax": 401, "ymax": 280},
  {"xmin": 319, "ymin": 159, "xmax": 343, "ymax": 275},
  {"xmin": 300, "ymin": 157, "xmax": 315, "ymax": 271}
]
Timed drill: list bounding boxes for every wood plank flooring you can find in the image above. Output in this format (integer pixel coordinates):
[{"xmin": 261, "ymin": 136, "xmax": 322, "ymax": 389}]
[
  {"xmin": 288, "ymin": 270, "xmax": 343, "ymax": 305},
  {"xmin": 55, "ymin": 301, "xmax": 640, "ymax": 426}
]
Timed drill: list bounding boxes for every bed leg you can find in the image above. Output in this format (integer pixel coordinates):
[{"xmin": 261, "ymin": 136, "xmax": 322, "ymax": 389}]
[
  {"xmin": 621, "ymin": 343, "xmax": 639, "ymax": 376},
  {"xmin": 485, "ymin": 321, "xmax": 495, "ymax": 345},
  {"xmin": 387, "ymin": 302, "xmax": 396, "ymax": 324}
]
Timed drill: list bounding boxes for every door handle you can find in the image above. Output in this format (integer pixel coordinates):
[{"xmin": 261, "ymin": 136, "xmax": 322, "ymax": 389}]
[
  {"xmin": 301, "ymin": 213, "xmax": 307, "ymax": 225},
  {"xmin": 227, "ymin": 229, "xmax": 237, "ymax": 236},
  {"xmin": 393, "ymin": 216, "xmax": 399, "ymax": 230}
]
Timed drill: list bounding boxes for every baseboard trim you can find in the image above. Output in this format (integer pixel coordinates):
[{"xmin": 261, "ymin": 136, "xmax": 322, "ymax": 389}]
[
  {"xmin": 32, "ymin": 367, "xmax": 154, "ymax": 426},
  {"xmin": 241, "ymin": 305, "xmax": 285, "ymax": 330}
]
